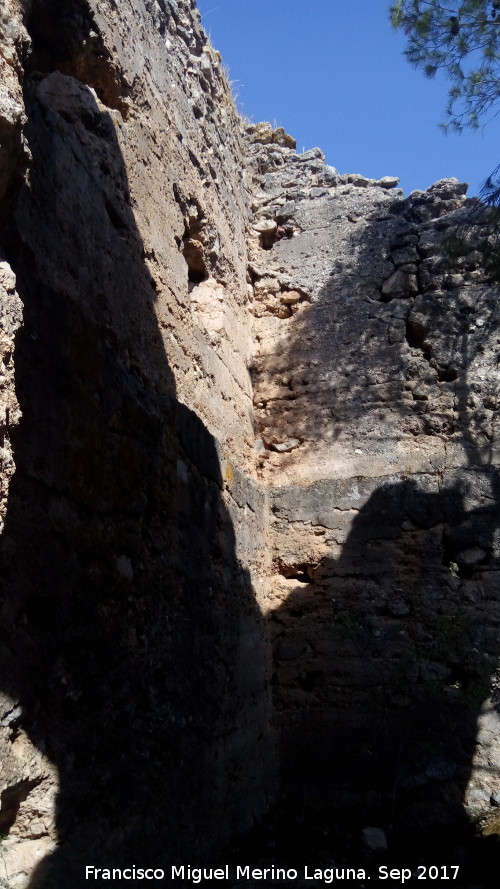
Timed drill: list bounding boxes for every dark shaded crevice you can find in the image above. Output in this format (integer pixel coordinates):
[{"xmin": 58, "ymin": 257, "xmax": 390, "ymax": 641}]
[
  {"xmin": 26, "ymin": 0, "xmax": 131, "ymax": 115},
  {"xmin": 173, "ymin": 185, "xmax": 211, "ymax": 283},
  {"xmin": 405, "ymin": 315, "xmax": 427, "ymax": 349},
  {"xmin": 265, "ymin": 476, "xmax": 500, "ymax": 879},
  {"xmin": 188, "ymin": 148, "xmax": 205, "ymax": 175},
  {"xmin": 0, "ymin": 54, "xmax": 272, "ymax": 887},
  {"xmin": 183, "ymin": 237, "xmax": 208, "ymax": 283},
  {"xmin": 436, "ymin": 364, "xmax": 459, "ymax": 382},
  {"xmin": 102, "ymin": 195, "xmax": 129, "ymax": 233},
  {"xmin": 405, "ymin": 316, "xmax": 431, "ymax": 360},
  {"xmin": 0, "ymin": 778, "xmax": 42, "ymax": 835},
  {"xmin": 278, "ymin": 563, "xmax": 315, "ymax": 584},
  {"xmin": 0, "ymin": 118, "xmax": 29, "ymax": 229},
  {"xmin": 441, "ymin": 534, "xmax": 468, "ymax": 580},
  {"xmin": 260, "ymin": 230, "xmax": 278, "ymax": 250}
]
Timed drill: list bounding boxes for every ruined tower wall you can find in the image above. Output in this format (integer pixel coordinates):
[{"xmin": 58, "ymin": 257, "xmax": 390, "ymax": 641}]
[
  {"xmin": 0, "ymin": 2, "xmax": 274, "ymax": 884},
  {"xmin": 1, "ymin": 1, "xmax": 500, "ymax": 885},
  {"xmin": 247, "ymin": 131, "xmax": 500, "ymax": 842}
]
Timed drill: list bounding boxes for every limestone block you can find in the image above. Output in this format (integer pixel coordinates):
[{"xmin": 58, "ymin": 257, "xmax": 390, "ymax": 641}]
[{"xmin": 382, "ymin": 268, "xmax": 418, "ymax": 297}]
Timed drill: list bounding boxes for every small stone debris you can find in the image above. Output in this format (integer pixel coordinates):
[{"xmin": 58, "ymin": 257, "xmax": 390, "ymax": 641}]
[
  {"xmin": 276, "ymin": 201, "xmax": 297, "ymax": 222},
  {"xmin": 377, "ymin": 175, "xmax": 400, "ymax": 188},
  {"xmin": 270, "ymin": 438, "xmax": 301, "ymax": 453},
  {"xmin": 310, "ymin": 187, "xmax": 327, "ymax": 198},
  {"xmin": 253, "ymin": 219, "xmax": 277, "ymax": 234},
  {"xmin": 381, "ymin": 268, "xmax": 418, "ymax": 297}
]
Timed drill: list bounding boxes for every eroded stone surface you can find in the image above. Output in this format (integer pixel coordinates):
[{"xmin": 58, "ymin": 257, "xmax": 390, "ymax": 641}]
[
  {"xmin": 0, "ymin": 0, "xmax": 499, "ymax": 885},
  {"xmin": 247, "ymin": 143, "xmax": 497, "ymax": 486},
  {"xmin": 0, "ymin": 2, "xmax": 271, "ymax": 886},
  {"xmin": 246, "ymin": 131, "xmax": 500, "ymax": 857}
]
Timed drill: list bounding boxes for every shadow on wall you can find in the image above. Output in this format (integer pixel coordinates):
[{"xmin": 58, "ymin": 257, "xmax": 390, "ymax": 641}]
[
  {"xmin": 255, "ymin": 180, "xmax": 500, "ymax": 473},
  {"xmin": 0, "ymin": 66, "xmax": 270, "ymax": 888},
  {"xmin": 271, "ymin": 472, "xmax": 500, "ymax": 860},
  {"xmin": 265, "ymin": 191, "xmax": 500, "ymax": 866},
  {"xmin": 2, "ymin": 41, "xmax": 499, "ymax": 886}
]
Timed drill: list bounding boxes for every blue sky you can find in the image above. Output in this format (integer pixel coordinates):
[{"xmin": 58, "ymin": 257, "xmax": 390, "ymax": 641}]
[{"xmin": 196, "ymin": 0, "xmax": 500, "ymax": 197}]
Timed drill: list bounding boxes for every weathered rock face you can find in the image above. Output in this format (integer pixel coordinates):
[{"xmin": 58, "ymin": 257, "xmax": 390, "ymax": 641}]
[
  {"xmin": 0, "ymin": 1, "xmax": 499, "ymax": 886},
  {"xmin": 248, "ymin": 143, "xmax": 497, "ymax": 483},
  {"xmin": 0, "ymin": 2, "xmax": 272, "ymax": 886}
]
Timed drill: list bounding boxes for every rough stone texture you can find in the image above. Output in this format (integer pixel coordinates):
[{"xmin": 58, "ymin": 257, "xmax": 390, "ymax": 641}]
[
  {"xmin": 268, "ymin": 470, "xmax": 500, "ymax": 843},
  {"xmin": 0, "ymin": 0, "xmax": 29, "ymax": 220},
  {"xmin": 247, "ymin": 132, "xmax": 500, "ymax": 862},
  {"xmin": 248, "ymin": 140, "xmax": 497, "ymax": 485},
  {"xmin": 0, "ymin": 2, "xmax": 272, "ymax": 886},
  {"xmin": 0, "ymin": 1, "xmax": 499, "ymax": 886},
  {"xmin": 0, "ymin": 692, "xmax": 57, "ymax": 889},
  {"xmin": 0, "ymin": 261, "xmax": 21, "ymax": 534}
]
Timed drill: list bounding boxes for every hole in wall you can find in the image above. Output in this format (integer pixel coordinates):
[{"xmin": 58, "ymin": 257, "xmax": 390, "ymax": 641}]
[
  {"xmin": 276, "ymin": 224, "xmax": 294, "ymax": 242},
  {"xmin": 187, "ymin": 266, "xmax": 206, "ymax": 285},
  {"xmin": 278, "ymin": 563, "xmax": 315, "ymax": 584},
  {"xmin": 447, "ymin": 664, "xmax": 476, "ymax": 690},
  {"xmin": 405, "ymin": 317, "xmax": 426, "ymax": 349},
  {"xmin": 436, "ymin": 365, "xmax": 458, "ymax": 382},
  {"xmin": 0, "ymin": 779, "xmax": 41, "ymax": 835},
  {"xmin": 183, "ymin": 238, "xmax": 208, "ymax": 284},
  {"xmin": 260, "ymin": 232, "xmax": 277, "ymax": 251}
]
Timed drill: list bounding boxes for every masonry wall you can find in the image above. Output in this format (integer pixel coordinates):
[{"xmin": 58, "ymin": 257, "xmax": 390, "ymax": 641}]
[
  {"xmin": 1, "ymin": 1, "xmax": 500, "ymax": 886},
  {"xmin": 0, "ymin": 2, "xmax": 273, "ymax": 886},
  {"xmin": 247, "ymin": 131, "xmax": 500, "ymax": 852}
]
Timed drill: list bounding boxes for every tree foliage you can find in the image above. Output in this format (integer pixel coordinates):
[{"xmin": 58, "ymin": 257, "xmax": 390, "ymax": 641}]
[
  {"xmin": 390, "ymin": 1, "xmax": 500, "ymax": 132},
  {"xmin": 447, "ymin": 161, "xmax": 500, "ymax": 281},
  {"xmin": 391, "ymin": 2, "xmax": 500, "ymax": 279}
]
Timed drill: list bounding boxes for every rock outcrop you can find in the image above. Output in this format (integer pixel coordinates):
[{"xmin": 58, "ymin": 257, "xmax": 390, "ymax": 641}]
[{"xmin": 0, "ymin": 1, "xmax": 499, "ymax": 887}]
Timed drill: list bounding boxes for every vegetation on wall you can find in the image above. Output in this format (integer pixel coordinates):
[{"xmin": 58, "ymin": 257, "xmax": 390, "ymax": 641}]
[{"xmin": 391, "ymin": 1, "xmax": 500, "ymax": 278}]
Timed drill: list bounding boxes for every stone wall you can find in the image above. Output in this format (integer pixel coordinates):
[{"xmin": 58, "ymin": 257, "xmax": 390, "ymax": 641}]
[
  {"xmin": 0, "ymin": 2, "xmax": 273, "ymax": 886},
  {"xmin": 1, "ymin": 1, "xmax": 500, "ymax": 886},
  {"xmin": 247, "ymin": 126, "xmax": 500, "ymax": 855}
]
